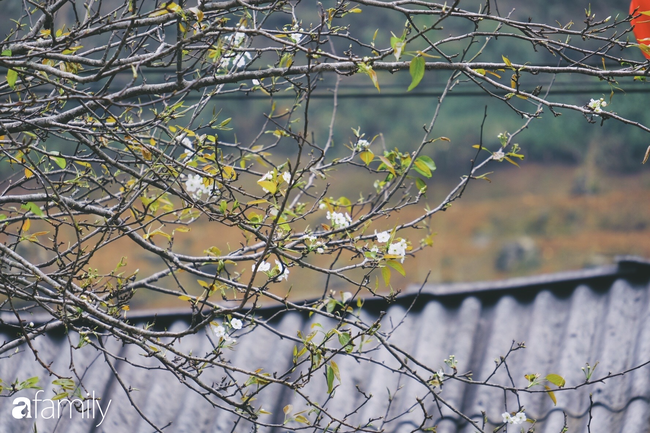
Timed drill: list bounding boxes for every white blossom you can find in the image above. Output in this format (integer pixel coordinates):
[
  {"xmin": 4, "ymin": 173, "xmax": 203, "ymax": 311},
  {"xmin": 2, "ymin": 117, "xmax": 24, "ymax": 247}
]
[
  {"xmin": 185, "ymin": 174, "xmax": 214, "ymax": 199},
  {"xmin": 375, "ymin": 230, "xmax": 391, "ymax": 243},
  {"xmin": 326, "ymin": 211, "xmax": 352, "ymax": 229},
  {"xmin": 492, "ymin": 149, "xmax": 506, "ymax": 162},
  {"xmin": 274, "ymin": 260, "xmax": 289, "ymax": 281},
  {"xmin": 318, "ymin": 203, "xmax": 327, "ymax": 210},
  {"xmin": 213, "ymin": 324, "xmax": 225, "ymax": 338},
  {"xmin": 252, "ymin": 79, "xmax": 260, "ymax": 86},
  {"xmin": 356, "ymin": 139, "xmax": 371, "ymax": 151},
  {"xmin": 502, "ymin": 411, "xmax": 526, "ymax": 425},
  {"xmin": 341, "ymin": 291, "xmax": 353, "ymax": 303},
  {"xmin": 316, "ymin": 247, "xmax": 325, "ymax": 254},
  {"xmin": 230, "ymin": 318, "xmax": 243, "ymax": 330},
  {"xmin": 588, "ymin": 97, "xmax": 607, "ymax": 114},
  {"xmin": 282, "ymin": 171, "xmax": 291, "ymax": 183},
  {"xmin": 252, "ymin": 261, "xmax": 271, "ymax": 273},
  {"xmin": 180, "ymin": 136, "xmax": 193, "ymax": 150},
  {"xmin": 388, "ymin": 239, "xmax": 408, "ymax": 262},
  {"xmin": 289, "ymin": 26, "xmax": 304, "ymax": 44},
  {"xmin": 212, "ymin": 324, "xmax": 235, "ymax": 343}
]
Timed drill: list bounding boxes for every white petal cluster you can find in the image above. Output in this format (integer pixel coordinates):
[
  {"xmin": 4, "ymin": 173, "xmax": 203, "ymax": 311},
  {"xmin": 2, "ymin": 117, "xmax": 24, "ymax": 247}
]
[
  {"xmin": 274, "ymin": 260, "xmax": 289, "ymax": 281},
  {"xmin": 588, "ymin": 97, "xmax": 607, "ymax": 114},
  {"xmin": 355, "ymin": 139, "xmax": 371, "ymax": 151},
  {"xmin": 502, "ymin": 411, "xmax": 526, "ymax": 425},
  {"xmin": 218, "ymin": 27, "xmax": 251, "ymax": 69},
  {"xmin": 212, "ymin": 324, "xmax": 236, "ymax": 343},
  {"xmin": 388, "ymin": 239, "xmax": 408, "ymax": 263},
  {"xmin": 185, "ymin": 174, "xmax": 214, "ymax": 199},
  {"xmin": 289, "ymin": 26, "xmax": 304, "ymax": 44},
  {"xmin": 492, "ymin": 149, "xmax": 506, "ymax": 162},
  {"xmin": 252, "ymin": 260, "xmax": 272, "ymax": 273},
  {"xmin": 230, "ymin": 318, "xmax": 243, "ymax": 330},
  {"xmin": 251, "ymin": 260, "xmax": 289, "ymax": 281},
  {"xmin": 375, "ymin": 230, "xmax": 391, "ymax": 243},
  {"xmin": 326, "ymin": 211, "xmax": 352, "ymax": 229}
]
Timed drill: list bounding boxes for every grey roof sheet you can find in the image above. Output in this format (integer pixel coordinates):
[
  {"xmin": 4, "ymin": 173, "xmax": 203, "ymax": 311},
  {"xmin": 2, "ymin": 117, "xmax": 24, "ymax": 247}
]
[{"xmin": 1, "ymin": 257, "xmax": 649, "ymax": 433}]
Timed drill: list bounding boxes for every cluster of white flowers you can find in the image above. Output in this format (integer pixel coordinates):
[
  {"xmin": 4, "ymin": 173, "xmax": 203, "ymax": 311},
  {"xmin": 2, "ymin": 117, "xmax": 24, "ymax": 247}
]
[
  {"xmin": 305, "ymin": 234, "xmax": 327, "ymax": 254},
  {"xmin": 388, "ymin": 238, "xmax": 408, "ymax": 262},
  {"xmin": 588, "ymin": 97, "xmax": 607, "ymax": 114},
  {"xmin": 289, "ymin": 26, "xmax": 304, "ymax": 44},
  {"xmin": 185, "ymin": 174, "xmax": 214, "ymax": 199},
  {"xmin": 212, "ymin": 318, "xmax": 243, "ymax": 343},
  {"xmin": 327, "ymin": 211, "xmax": 352, "ymax": 229},
  {"xmin": 219, "ymin": 51, "xmax": 251, "ymax": 69},
  {"xmin": 375, "ymin": 230, "xmax": 391, "ymax": 243},
  {"xmin": 502, "ymin": 411, "xmax": 526, "ymax": 425},
  {"xmin": 218, "ymin": 27, "xmax": 251, "ymax": 69},
  {"xmin": 492, "ymin": 149, "xmax": 506, "ymax": 162},
  {"xmin": 251, "ymin": 260, "xmax": 289, "ymax": 281},
  {"xmin": 252, "ymin": 260, "xmax": 271, "ymax": 273},
  {"xmin": 274, "ymin": 260, "xmax": 290, "ymax": 281},
  {"xmin": 436, "ymin": 369, "xmax": 445, "ymax": 380},
  {"xmin": 355, "ymin": 139, "xmax": 371, "ymax": 151}
]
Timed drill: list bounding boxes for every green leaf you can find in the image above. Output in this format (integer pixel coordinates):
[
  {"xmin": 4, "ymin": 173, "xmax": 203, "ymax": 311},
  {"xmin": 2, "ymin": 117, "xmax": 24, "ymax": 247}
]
[
  {"xmin": 330, "ymin": 360, "xmax": 341, "ymax": 381},
  {"xmin": 378, "ymin": 156, "xmax": 396, "ymax": 176},
  {"xmin": 338, "ymin": 332, "xmax": 351, "ymax": 347},
  {"xmin": 413, "ymin": 160, "xmax": 431, "ymax": 178},
  {"xmin": 7, "ymin": 69, "xmax": 17, "ymax": 89},
  {"xmin": 416, "ymin": 177, "xmax": 427, "ymax": 193},
  {"xmin": 544, "ymin": 385, "xmax": 557, "ymax": 405},
  {"xmin": 326, "ymin": 365, "xmax": 335, "ymax": 393},
  {"xmin": 546, "ymin": 374, "xmax": 566, "ymax": 388},
  {"xmin": 416, "ymin": 155, "xmax": 436, "ymax": 171},
  {"xmin": 22, "ymin": 202, "xmax": 44, "ymax": 217},
  {"xmin": 381, "ymin": 266, "xmax": 391, "ymax": 287},
  {"xmin": 50, "ymin": 156, "xmax": 66, "ymax": 169},
  {"xmin": 257, "ymin": 180, "xmax": 277, "ymax": 194},
  {"xmin": 386, "ymin": 259, "xmax": 406, "ymax": 276},
  {"xmin": 360, "ymin": 150, "xmax": 374, "ymax": 165},
  {"xmin": 408, "ymin": 56, "xmax": 425, "ymax": 91}
]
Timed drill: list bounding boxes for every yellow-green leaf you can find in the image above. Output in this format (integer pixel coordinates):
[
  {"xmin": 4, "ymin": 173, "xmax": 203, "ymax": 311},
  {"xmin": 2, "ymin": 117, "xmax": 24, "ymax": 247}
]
[
  {"xmin": 7, "ymin": 69, "xmax": 17, "ymax": 89},
  {"xmin": 360, "ymin": 150, "xmax": 374, "ymax": 165},
  {"xmin": 257, "ymin": 180, "xmax": 277, "ymax": 194},
  {"xmin": 502, "ymin": 55, "xmax": 513, "ymax": 68},
  {"xmin": 546, "ymin": 374, "xmax": 566, "ymax": 388},
  {"xmin": 381, "ymin": 266, "xmax": 391, "ymax": 286},
  {"xmin": 408, "ymin": 56, "xmax": 425, "ymax": 92},
  {"xmin": 378, "ymin": 156, "xmax": 396, "ymax": 176},
  {"xmin": 545, "ymin": 385, "xmax": 557, "ymax": 406},
  {"xmin": 386, "ymin": 259, "xmax": 406, "ymax": 276}
]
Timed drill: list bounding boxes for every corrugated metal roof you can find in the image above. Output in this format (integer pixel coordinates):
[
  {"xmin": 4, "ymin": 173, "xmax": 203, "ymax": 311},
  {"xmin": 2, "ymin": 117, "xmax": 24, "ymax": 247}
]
[{"xmin": 1, "ymin": 257, "xmax": 649, "ymax": 433}]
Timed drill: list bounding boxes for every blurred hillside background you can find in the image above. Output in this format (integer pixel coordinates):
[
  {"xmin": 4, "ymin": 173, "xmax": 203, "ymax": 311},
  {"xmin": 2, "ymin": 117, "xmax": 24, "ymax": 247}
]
[{"xmin": 2, "ymin": 0, "xmax": 649, "ymax": 307}]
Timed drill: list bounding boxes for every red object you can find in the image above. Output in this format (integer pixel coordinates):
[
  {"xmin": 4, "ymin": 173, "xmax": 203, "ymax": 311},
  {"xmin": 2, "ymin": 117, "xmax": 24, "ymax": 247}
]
[{"xmin": 631, "ymin": 0, "xmax": 650, "ymax": 58}]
